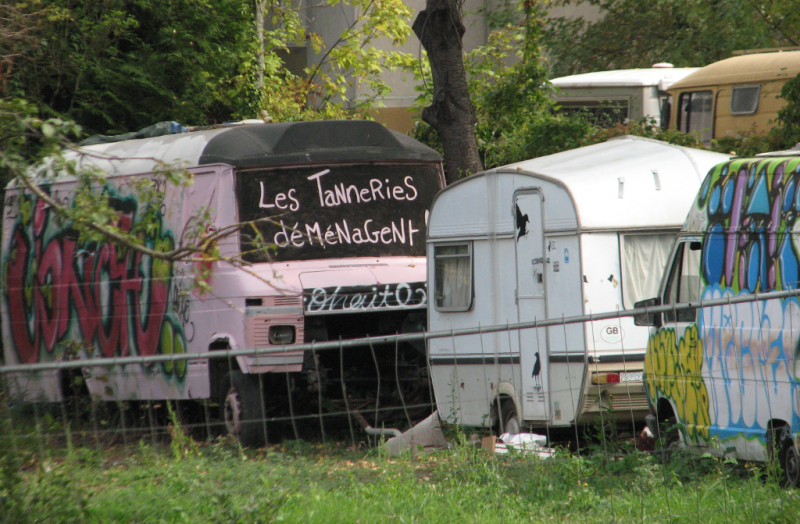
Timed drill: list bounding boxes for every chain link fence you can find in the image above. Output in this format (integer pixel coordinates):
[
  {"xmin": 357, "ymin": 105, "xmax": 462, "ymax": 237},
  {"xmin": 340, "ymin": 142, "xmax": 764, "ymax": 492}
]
[{"xmin": 3, "ymin": 289, "xmax": 800, "ymax": 521}]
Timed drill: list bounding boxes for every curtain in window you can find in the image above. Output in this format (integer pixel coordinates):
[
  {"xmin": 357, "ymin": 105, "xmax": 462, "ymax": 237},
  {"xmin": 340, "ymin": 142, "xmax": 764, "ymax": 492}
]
[
  {"xmin": 621, "ymin": 234, "xmax": 674, "ymax": 309},
  {"xmin": 437, "ymin": 256, "xmax": 471, "ymax": 308}
]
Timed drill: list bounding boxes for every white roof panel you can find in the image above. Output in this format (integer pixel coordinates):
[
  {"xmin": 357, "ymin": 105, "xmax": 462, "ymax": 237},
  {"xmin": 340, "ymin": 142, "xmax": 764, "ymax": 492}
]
[
  {"xmin": 496, "ymin": 136, "xmax": 731, "ymax": 230},
  {"xmin": 551, "ymin": 68, "xmax": 699, "ymax": 89}
]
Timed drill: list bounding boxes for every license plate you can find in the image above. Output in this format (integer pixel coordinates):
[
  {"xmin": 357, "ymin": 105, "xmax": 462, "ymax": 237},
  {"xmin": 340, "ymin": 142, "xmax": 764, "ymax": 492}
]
[{"xmin": 620, "ymin": 372, "xmax": 643, "ymax": 383}]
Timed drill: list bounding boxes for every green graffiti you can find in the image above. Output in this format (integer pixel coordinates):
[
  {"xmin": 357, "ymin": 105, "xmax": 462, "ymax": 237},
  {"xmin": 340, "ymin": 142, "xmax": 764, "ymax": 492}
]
[{"xmin": 645, "ymin": 325, "xmax": 711, "ymax": 441}]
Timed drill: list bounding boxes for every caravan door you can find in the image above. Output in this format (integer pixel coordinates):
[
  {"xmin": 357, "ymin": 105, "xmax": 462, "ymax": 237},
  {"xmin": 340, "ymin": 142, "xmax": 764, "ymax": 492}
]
[{"xmin": 515, "ymin": 190, "xmax": 549, "ymax": 421}]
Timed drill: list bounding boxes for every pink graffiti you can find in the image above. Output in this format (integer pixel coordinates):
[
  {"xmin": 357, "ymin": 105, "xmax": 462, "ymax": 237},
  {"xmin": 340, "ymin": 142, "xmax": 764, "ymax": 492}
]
[{"xmin": 6, "ymin": 199, "xmax": 170, "ymax": 364}]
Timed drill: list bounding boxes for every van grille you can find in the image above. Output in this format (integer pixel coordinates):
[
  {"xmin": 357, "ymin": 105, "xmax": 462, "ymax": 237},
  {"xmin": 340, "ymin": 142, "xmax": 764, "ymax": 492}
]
[
  {"xmin": 263, "ymin": 295, "xmax": 302, "ymax": 307},
  {"xmin": 611, "ymin": 393, "xmax": 649, "ymax": 412},
  {"xmin": 583, "ymin": 392, "xmax": 649, "ymax": 414}
]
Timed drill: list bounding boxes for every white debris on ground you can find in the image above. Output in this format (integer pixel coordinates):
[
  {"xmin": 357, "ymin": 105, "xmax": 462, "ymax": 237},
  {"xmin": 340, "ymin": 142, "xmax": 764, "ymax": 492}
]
[
  {"xmin": 482, "ymin": 433, "xmax": 556, "ymax": 458},
  {"xmin": 380, "ymin": 412, "xmax": 555, "ymax": 458},
  {"xmin": 382, "ymin": 411, "xmax": 449, "ymax": 455}
]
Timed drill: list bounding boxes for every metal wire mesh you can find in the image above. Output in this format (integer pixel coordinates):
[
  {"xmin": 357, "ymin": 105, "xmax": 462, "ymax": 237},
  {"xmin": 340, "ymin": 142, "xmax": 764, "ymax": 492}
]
[{"xmin": 2, "ymin": 289, "xmax": 800, "ymax": 522}]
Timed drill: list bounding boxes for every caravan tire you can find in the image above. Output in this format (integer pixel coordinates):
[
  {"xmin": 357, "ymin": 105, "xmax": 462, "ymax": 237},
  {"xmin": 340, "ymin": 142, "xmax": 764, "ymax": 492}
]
[
  {"xmin": 501, "ymin": 400, "xmax": 521, "ymax": 436},
  {"xmin": 221, "ymin": 371, "xmax": 266, "ymax": 447}
]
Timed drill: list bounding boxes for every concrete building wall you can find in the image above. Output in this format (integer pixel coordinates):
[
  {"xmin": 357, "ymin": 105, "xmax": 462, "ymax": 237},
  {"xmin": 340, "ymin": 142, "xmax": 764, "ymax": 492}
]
[{"xmin": 302, "ymin": 1, "xmax": 602, "ymax": 133}]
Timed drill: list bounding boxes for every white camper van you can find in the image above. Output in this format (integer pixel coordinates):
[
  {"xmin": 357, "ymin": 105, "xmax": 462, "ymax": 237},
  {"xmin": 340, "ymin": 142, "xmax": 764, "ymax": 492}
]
[
  {"xmin": 638, "ymin": 148, "xmax": 800, "ymax": 486},
  {"xmin": 551, "ymin": 66, "xmax": 699, "ymax": 127},
  {"xmin": 426, "ymin": 136, "xmax": 730, "ymax": 433}
]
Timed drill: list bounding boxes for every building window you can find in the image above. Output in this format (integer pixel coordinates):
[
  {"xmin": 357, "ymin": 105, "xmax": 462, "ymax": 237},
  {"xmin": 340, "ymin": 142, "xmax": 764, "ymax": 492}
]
[
  {"xmin": 678, "ymin": 91, "xmax": 713, "ymax": 144},
  {"xmin": 730, "ymin": 84, "xmax": 760, "ymax": 115},
  {"xmin": 434, "ymin": 243, "xmax": 472, "ymax": 311},
  {"xmin": 663, "ymin": 240, "xmax": 702, "ymax": 323},
  {"xmin": 620, "ymin": 233, "xmax": 675, "ymax": 309}
]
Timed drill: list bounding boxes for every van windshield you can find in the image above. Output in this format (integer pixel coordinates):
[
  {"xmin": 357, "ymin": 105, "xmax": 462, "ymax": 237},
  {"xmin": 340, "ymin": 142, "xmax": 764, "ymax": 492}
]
[{"xmin": 236, "ymin": 163, "xmax": 441, "ymax": 263}]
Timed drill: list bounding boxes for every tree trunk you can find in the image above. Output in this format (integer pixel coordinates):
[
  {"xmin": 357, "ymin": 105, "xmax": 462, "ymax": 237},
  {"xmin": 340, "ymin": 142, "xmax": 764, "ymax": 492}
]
[
  {"xmin": 255, "ymin": 0, "xmax": 267, "ymax": 90},
  {"xmin": 413, "ymin": 0, "xmax": 483, "ymax": 185}
]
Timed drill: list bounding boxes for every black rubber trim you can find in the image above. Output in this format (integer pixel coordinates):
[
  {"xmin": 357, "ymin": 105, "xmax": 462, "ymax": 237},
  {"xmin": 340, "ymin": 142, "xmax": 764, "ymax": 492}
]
[
  {"xmin": 587, "ymin": 353, "xmax": 645, "ymax": 364},
  {"xmin": 429, "ymin": 356, "xmax": 521, "ymax": 366},
  {"xmin": 200, "ymin": 121, "xmax": 441, "ymax": 167},
  {"xmin": 548, "ymin": 354, "xmax": 585, "ymax": 363}
]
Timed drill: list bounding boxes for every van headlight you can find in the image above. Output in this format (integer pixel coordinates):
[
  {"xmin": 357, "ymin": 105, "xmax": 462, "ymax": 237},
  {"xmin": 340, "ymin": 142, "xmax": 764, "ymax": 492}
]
[{"xmin": 268, "ymin": 325, "xmax": 296, "ymax": 345}]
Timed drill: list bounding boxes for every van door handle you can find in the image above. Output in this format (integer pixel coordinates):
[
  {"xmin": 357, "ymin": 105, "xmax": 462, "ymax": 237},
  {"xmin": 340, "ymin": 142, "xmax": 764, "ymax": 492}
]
[{"xmin": 532, "ymin": 257, "xmax": 549, "ymax": 265}]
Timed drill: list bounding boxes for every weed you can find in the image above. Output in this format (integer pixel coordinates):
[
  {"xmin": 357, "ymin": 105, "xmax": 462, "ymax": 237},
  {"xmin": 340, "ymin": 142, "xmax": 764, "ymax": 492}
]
[{"xmin": 167, "ymin": 400, "xmax": 200, "ymax": 460}]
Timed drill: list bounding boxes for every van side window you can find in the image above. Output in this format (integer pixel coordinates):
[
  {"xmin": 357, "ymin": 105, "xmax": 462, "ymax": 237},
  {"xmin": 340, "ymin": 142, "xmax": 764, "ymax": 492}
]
[
  {"xmin": 678, "ymin": 91, "xmax": 713, "ymax": 144},
  {"xmin": 730, "ymin": 84, "xmax": 760, "ymax": 115},
  {"xmin": 434, "ymin": 243, "xmax": 473, "ymax": 311},
  {"xmin": 663, "ymin": 241, "xmax": 702, "ymax": 323}
]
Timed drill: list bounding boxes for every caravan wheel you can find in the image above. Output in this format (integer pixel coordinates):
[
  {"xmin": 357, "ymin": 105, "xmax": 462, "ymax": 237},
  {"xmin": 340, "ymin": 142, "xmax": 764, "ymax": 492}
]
[{"xmin": 501, "ymin": 400, "xmax": 521, "ymax": 436}]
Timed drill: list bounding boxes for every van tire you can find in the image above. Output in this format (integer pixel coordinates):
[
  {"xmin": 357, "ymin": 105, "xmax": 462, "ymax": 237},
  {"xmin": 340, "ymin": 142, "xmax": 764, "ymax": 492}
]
[
  {"xmin": 221, "ymin": 371, "xmax": 265, "ymax": 447},
  {"xmin": 778, "ymin": 427, "xmax": 800, "ymax": 487}
]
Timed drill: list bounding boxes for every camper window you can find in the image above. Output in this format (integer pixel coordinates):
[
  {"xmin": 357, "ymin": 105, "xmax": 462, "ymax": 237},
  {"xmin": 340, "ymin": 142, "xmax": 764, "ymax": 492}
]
[
  {"xmin": 730, "ymin": 84, "xmax": 760, "ymax": 115},
  {"xmin": 678, "ymin": 91, "xmax": 713, "ymax": 144},
  {"xmin": 620, "ymin": 233, "xmax": 674, "ymax": 309},
  {"xmin": 663, "ymin": 241, "xmax": 702, "ymax": 323},
  {"xmin": 433, "ymin": 243, "xmax": 472, "ymax": 311}
]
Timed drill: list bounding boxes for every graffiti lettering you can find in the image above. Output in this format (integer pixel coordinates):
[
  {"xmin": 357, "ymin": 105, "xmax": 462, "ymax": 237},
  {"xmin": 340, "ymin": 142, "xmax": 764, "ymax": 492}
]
[
  {"xmin": 645, "ymin": 324, "xmax": 711, "ymax": 441},
  {"xmin": 304, "ymin": 282, "xmax": 427, "ymax": 313},
  {"xmin": 698, "ymin": 158, "xmax": 800, "ymax": 293},
  {"xmin": 4, "ymin": 191, "xmax": 188, "ymax": 378},
  {"xmin": 169, "ymin": 270, "xmax": 195, "ymax": 343}
]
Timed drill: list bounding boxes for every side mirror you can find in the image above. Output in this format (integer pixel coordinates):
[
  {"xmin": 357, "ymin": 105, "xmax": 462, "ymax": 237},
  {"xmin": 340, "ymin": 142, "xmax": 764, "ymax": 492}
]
[{"xmin": 634, "ymin": 297, "xmax": 662, "ymax": 327}]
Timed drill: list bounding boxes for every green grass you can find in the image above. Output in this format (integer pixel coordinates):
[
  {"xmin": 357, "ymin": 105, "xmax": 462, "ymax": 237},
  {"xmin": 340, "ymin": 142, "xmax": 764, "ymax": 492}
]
[{"xmin": 3, "ymin": 430, "xmax": 800, "ymax": 524}]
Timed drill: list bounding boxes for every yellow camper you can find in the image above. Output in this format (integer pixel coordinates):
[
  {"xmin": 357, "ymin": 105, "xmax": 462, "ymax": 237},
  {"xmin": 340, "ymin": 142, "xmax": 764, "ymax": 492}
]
[{"xmin": 666, "ymin": 49, "xmax": 800, "ymax": 144}]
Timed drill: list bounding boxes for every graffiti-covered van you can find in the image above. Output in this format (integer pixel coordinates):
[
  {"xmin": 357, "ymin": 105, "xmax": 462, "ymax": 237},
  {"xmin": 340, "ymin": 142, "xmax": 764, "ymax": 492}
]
[
  {"xmin": 639, "ymin": 147, "xmax": 800, "ymax": 485},
  {"xmin": 1, "ymin": 120, "xmax": 444, "ymax": 445},
  {"xmin": 427, "ymin": 136, "xmax": 730, "ymax": 432}
]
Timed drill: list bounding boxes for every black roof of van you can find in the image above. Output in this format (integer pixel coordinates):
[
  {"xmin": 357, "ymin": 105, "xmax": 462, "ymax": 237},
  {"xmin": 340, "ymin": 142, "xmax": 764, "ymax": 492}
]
[{"xmin": 198, "ymin": 120, "xmax": 441, "ymax": 167}]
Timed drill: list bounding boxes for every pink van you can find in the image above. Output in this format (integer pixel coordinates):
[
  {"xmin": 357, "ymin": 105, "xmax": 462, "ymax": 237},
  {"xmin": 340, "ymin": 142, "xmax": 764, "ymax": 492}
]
[{"xmin": 1, "ymin": 120, "xmax": 444, "ymax": 445}]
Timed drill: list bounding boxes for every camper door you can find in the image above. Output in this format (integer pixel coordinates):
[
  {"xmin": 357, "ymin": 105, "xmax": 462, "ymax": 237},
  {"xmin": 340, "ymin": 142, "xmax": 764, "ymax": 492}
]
[{"xmin": 514, "ymin": 190, "xmax": 549, "ymax": 421}]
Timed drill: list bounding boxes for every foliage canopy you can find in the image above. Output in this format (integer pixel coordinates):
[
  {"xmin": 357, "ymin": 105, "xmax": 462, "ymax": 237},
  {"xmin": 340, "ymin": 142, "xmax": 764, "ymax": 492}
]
[
  {"xmin": 543, "ymin": 0, "xmax": 795, "ymax": 77},
  {"xmin": 0, "ymin": 0, "xmax": 413, "ymax": 136}
]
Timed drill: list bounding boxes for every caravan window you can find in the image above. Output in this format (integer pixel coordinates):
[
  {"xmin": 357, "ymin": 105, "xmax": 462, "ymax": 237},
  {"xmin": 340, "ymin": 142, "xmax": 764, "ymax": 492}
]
[
  {"xmin": 620, "ymin": 233, "xmax": 675, "ymax": 309},
  {"xmin": 433, "ymin": 243, "xmax": 472, "ymax": 311},
  {"xmin": 730, "ymin": 84, "xmax": 760, "ymax": 115},
  {"xmin": 663, "ymin": 240, "xmax": 702, "ymax": 323},
  {"xmin": 678, "ymin": 91, "xmax": 713, "ymax": 144}
]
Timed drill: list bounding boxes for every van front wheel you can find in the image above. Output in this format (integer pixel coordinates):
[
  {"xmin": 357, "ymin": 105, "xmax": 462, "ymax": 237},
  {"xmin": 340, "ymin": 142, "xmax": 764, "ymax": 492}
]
[
  {"xmin": 221, "ymin": 371, "xmax": 266, "ymax": 447},
  {"xmin": 779, "ymin": 429, "xmax": 800, "ymax": 487}
]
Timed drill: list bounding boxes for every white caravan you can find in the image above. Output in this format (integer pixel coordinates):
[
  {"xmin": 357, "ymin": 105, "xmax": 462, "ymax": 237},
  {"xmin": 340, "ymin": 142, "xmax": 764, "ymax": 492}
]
[
  {"xmin": 551, "ymin": 66, "xmax": 699, "ymax": 127},
  {"xmin": 427, "ymin": 136, "xmax": 730, "ymax": 432}
]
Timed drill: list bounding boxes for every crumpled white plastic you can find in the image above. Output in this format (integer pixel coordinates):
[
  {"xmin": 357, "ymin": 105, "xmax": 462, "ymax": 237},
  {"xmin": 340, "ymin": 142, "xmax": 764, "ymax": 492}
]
[{"xmin": 495, "ymin": 432, "xmax": 555, "ymax": 458}]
